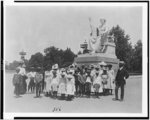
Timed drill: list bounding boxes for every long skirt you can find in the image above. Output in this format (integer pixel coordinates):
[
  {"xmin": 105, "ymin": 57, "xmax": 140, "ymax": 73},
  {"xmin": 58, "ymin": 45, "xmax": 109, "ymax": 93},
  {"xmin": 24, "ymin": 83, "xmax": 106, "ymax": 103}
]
[
  {"xmin": 51, "ymin": 83, "xmax": 58, "ymax": 92},
  {"xmin": 14, "ymin": 84, "xmax": 20, "ymax": 96},
  {"xmin": 19, "ymin": 75, "xmax": 27, "ymax": 94},
  {"xmin": 45, "ymin": 78, "xmax": 52, "ymax": 92},
  {"xmin": 58, "ymin": 83, "xmax": 66, "ymax": 94},
  {"xmin": 66, "ymin": 84, "xmax": 74, "ymax": 95}
]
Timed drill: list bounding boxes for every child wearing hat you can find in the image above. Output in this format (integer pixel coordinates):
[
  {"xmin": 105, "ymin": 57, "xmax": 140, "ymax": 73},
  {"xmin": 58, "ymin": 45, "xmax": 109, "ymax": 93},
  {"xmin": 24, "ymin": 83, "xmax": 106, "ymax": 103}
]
[
  {"xmin": 51, "ymin": 70, "xmax": 59, "ymax": 99},
  {"xmin": 66, "ymin": 74, "xmax": 75, "ymax": 101},
  {"xmin": 58, "ymin": 69, "xmax": 67, "ymax": 100},
  {"xmin": 93, "ymin": 71, "xmax": 102, "ymax": 98},
  {"xmin": 85, "ymin": 68, "xmax": 92, "ymax": 98},
  {"xmin": 101, "ymin": 65, "xmax": 109, "ymax": 95}
]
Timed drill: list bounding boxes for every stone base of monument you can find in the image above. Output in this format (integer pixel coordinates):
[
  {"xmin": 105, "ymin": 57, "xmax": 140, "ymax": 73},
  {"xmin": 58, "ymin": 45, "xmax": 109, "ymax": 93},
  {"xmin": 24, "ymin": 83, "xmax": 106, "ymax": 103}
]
[{"xmin": 74, "ymin": 53, "xmax": 120, "ymax": 75}]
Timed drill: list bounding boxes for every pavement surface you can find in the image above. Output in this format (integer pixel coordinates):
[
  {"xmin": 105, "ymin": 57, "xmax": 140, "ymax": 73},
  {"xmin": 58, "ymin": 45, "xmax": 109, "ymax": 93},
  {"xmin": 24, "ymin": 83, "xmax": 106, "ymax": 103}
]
[{"xmin": 4, "ymin": 73, "xmax": 142, "ymax": 113}]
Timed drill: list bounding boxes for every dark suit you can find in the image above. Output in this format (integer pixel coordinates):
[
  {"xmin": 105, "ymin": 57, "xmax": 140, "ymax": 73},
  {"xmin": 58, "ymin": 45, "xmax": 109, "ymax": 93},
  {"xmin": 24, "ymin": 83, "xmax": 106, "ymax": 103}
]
[{"xmin": 115, "ymin": 67, "xmax": 129, "ymax": 100}]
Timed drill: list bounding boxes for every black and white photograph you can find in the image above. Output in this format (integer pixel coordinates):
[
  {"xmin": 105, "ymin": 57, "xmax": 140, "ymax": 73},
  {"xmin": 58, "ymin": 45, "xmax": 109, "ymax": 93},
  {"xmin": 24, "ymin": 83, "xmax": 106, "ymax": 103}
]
[{"xmin": 3, "ymin": 1, "xmax": 148, "ymax": 119}]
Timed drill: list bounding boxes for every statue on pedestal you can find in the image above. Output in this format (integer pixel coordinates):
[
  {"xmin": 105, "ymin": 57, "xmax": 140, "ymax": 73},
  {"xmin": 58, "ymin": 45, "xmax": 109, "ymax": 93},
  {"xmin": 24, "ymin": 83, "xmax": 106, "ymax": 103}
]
[
  {"xmin": 75, "ymin": 18, "xmax": 119, "ymax": 75},
  {"xmin": 87, "ymin": 18, "xmax": 114, "ymax": 54}
]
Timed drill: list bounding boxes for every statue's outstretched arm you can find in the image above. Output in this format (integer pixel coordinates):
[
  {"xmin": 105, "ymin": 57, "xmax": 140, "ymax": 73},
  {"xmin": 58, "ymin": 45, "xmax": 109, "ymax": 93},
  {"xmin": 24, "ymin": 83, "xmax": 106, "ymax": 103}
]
[{"xmin": 89, "ymin": 17, "xmax": 93, "ymax": 35}]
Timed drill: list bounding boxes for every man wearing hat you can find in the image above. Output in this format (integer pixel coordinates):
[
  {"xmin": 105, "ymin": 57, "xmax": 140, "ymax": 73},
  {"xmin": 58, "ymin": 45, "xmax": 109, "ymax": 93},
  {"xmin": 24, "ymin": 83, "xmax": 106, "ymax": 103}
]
[{"xmin": 113, "ymin": 61, "xmax": 129, "ymax": 101}]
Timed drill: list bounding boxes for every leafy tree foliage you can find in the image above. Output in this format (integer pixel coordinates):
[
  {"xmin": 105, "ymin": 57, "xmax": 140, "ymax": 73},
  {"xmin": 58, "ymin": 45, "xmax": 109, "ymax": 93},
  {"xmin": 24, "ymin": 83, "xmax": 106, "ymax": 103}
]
[
  {"xmin": 6, "ymin": 60, "xmax": 20, "ymax": 70},
  {"xmin": 110, "ymin": 25, "xmax": 133, "ymax": 70},
  {"xmin": 130, "ymin": 40, "xmax": 142, "ymax": 72},
  {"xmin": 43, "ymin": 46, "xmax": 75, "ymax": 70},
  {"xmin": 28, "ymin": 52, "xmax": 44, "ymax": 71},
  {"xmin": 110, "ymin": 25, "xmax": 142, "ymax": 73}
]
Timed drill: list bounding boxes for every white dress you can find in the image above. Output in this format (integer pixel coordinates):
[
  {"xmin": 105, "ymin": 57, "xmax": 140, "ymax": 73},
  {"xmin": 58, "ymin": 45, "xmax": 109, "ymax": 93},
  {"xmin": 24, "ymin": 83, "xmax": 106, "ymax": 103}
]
[
  {"xmin": 93, "ymin": 76, "xmax": 102, "ymax": 85},
  {"xmin": 18, "ymin": 67, "xmax": 26, "ymax": 76},
  {"xmin": 45, "ymin": 71, "xmax": 53, "ymax": 92},
  {"xmin": 66, "ymin": 79, "xmax": 74, "ymax": 95},
  {"xmin": 51, "ymin": 77, "xmax": 59, "ymax": 92},
  {"xmin": 58, "ymin": 77, "xmax": 67, "ymax": 94},
  {"xmin": 108, "ymin": 69, "xmax": 115, "ymax": 89}
]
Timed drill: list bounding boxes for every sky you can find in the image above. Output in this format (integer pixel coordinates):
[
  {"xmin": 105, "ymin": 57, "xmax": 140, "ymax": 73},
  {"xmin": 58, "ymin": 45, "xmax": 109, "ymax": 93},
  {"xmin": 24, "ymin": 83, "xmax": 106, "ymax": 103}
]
[{"xmin": 5, "ymin": 5, "xmax": 142, "ymax": 63}]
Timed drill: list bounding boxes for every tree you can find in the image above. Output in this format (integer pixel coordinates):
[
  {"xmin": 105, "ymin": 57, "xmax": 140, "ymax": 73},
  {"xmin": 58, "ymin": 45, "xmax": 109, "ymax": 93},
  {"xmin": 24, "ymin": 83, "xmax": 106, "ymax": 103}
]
[
  {"xmin": 43, "ymin": 46, "xmax": 76, "ymax": 70},
  {"xmin": 63, "ymin": 48, "xmax": 75, "ymax": 67},
  {"xmin": 44, "ymin": 46, "xmax": 62, "ymax": 70},
  {"xmin": 7, "ymin": 60, "xmax": 20, "ymax": 70},
  {"xmin": 28, "ymin": 52, "xmax": 44, "ymax": 71},
  {"xmin": 131, "ymin": 40, "xmax": 142, "ymax": 72},
  {"xmin": 110, "ymin": 25, "xmax": 133, "ymax": 70}
]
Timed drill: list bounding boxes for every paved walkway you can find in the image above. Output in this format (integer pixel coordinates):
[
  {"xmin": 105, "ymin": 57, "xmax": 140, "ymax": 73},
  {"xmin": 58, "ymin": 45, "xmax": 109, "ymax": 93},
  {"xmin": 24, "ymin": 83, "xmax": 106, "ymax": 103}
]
[{"xmin": 4, "ymin": 73, "xmax": 142, "ymax": 113}]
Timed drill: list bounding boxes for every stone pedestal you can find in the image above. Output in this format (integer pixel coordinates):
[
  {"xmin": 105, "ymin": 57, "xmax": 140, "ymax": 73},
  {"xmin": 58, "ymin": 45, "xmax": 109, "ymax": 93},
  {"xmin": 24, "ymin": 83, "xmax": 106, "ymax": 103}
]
[{"xmin": 74, "ymin": 53, "xmax": 119, "ymax": 76}]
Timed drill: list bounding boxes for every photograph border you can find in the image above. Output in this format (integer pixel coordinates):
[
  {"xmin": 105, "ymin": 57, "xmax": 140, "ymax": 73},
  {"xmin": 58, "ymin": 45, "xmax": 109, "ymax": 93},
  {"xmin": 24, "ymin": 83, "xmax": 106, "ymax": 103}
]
[
  {"xmin": 1, "ymin": 0, "xmax": 149, "ymax": 119},
  {"xmin": 1, "ymin": 0, "xmax": 4, "ymax": 119}
]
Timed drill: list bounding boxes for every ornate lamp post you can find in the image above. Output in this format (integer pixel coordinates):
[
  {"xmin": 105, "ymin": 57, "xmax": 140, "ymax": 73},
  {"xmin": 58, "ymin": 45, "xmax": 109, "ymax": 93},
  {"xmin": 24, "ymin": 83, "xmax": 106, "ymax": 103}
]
[{"xmin": 19, "ymin": 50, "xmax": 26, "ymax": 62}]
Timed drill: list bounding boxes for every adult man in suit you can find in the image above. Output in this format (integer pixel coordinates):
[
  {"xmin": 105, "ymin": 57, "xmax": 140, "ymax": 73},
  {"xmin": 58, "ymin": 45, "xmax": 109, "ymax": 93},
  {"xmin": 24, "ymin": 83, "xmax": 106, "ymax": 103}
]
[{"xmin": 113, "ymin": 61, "xmax": 129, "ymax": 101}]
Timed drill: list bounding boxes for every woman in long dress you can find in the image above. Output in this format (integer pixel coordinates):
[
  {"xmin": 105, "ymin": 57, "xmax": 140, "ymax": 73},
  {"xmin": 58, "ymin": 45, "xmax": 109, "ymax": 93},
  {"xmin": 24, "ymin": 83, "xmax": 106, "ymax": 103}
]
[
  {"xmin": 18, "ymin": 64, "xmax": 27, "ymax": 94},
  {"xmin": 12, "ymin": 68, "xmax": 21, "ymax": 97}
]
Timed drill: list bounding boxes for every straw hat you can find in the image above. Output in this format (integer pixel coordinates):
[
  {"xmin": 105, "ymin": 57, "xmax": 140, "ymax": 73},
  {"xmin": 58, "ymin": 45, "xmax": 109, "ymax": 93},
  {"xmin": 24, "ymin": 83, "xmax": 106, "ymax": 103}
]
[
  {"xmin": 61, "ymin": 68, "xmax": 65, "ymax": 72},
  {"xmin": 99, "ymin": 61, "xmax": 107, "ymax": 66}
]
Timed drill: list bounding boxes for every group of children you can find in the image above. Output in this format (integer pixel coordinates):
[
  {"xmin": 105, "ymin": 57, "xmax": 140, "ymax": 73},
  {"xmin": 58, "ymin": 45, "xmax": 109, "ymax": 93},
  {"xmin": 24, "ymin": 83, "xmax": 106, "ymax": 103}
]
[
  {"xmin": 44, "ymin": 62, "xmax": 115, "ymax": 100},
  {"xmin": 13, "ymin": 62, "xmax": 115, "ymax": 101}
]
